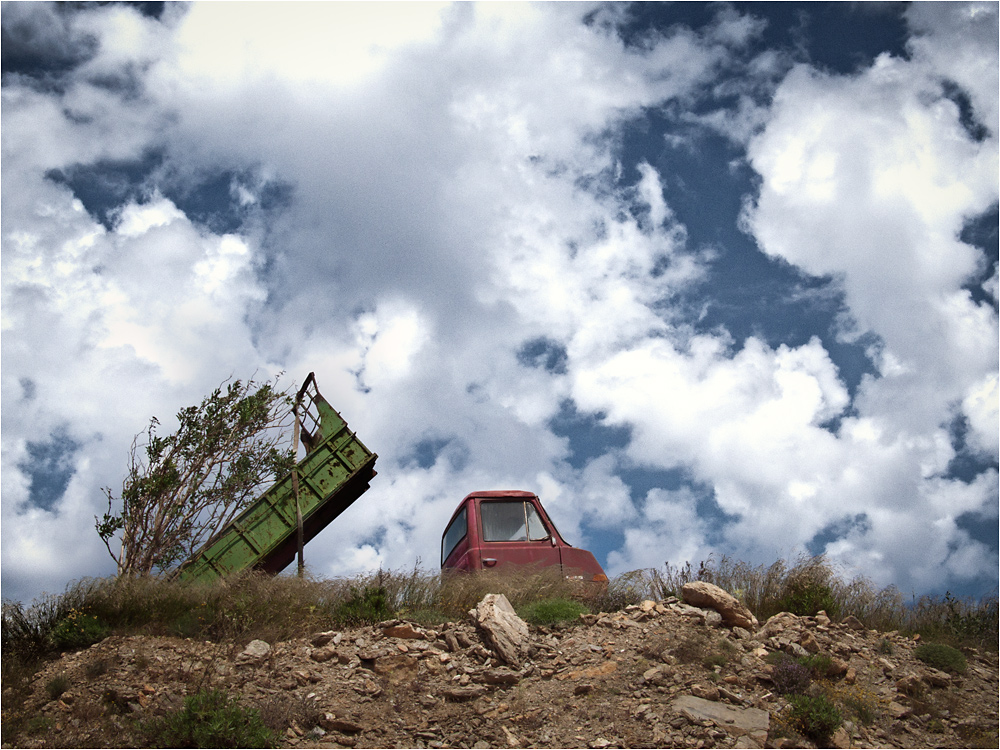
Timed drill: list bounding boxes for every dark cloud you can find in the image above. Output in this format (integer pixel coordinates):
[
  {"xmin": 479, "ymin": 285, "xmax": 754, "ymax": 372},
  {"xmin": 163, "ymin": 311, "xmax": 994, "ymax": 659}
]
[{"xmin": 1, "ymin": 2, "xmax": 97, "ymax": 80}]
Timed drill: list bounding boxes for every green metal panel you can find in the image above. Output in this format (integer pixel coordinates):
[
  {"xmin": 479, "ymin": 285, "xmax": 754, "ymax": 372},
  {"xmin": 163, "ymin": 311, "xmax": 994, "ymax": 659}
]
[{"xmin": 174, "ymin": 378, "xmax": 377, "ymax": 584}]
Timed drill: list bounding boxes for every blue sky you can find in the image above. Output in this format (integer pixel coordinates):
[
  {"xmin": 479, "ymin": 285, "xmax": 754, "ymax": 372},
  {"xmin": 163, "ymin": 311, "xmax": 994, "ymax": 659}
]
[{"xmin": 2, "ymin": 1, "xmax": 997, "ymax": 606}]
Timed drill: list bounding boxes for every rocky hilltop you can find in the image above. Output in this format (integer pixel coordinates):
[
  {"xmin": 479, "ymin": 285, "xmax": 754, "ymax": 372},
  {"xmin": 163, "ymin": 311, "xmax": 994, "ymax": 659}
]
[{"xmin": 13, "ymin": 584, "xmax": 998, "ymax": 749}]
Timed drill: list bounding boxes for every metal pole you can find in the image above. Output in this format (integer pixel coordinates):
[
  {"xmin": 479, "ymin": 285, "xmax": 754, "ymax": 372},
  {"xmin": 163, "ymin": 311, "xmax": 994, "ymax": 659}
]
[{"xmin": 292, "ymin": 396, "xmax": 304, "ymax": 577}]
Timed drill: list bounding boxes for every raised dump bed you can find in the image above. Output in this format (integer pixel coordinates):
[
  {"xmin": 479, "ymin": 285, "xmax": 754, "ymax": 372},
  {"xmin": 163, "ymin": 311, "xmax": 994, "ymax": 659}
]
[{"xmin": 174, "ymin": 373, "xmax": 377, "ymax": 583}]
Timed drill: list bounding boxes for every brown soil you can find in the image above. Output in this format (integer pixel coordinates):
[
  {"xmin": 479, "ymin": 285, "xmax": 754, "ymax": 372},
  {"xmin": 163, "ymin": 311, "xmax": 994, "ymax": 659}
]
[{"xmin": 5, "ymin": 598, "xmax": 998, "ymax": 749}]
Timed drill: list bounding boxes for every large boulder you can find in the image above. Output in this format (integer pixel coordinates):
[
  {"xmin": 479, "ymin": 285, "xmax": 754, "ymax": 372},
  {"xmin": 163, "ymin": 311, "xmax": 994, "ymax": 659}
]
[
  {"xmin": 672, "ymin": 694, "xmax": 769, "ymax": 745},
  {"xmin": 469, "ymin": 593, "xmax": 530, "ymax": 666},
  {"xmin": 681, "ymin": 582, "xmax": 758, "ymax": 630}
]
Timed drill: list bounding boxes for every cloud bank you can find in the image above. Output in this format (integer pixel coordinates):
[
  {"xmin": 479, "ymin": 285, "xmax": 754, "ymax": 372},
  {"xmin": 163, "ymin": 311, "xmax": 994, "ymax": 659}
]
[{"xmin": 3, "ymin": 2, "xmax": 996, "ymax": 604}]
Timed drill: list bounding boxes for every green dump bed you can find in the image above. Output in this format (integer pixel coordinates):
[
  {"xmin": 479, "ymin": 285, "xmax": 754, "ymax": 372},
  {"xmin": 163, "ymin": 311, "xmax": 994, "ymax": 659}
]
[{"xmin": 174, "ymin": 374, "xmax": 377, "ymax": 584}]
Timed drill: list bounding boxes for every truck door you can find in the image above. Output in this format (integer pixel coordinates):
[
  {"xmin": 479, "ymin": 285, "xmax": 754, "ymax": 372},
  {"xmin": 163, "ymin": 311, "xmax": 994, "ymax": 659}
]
[
  {"xmin": 477, "ymin": 499, "xmax": 560, "ymax": 570},
  {"xmin": 441, "ymin": 504, "xmax": 472, "ymax": 570}
]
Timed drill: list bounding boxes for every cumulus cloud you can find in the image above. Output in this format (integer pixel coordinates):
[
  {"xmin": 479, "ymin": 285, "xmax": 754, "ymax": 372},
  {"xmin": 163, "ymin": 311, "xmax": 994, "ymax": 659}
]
[
  {"xmin": 734, "ymin": 2, "xmax": 998, "ymax": 585},
  {"xmin": 2, "ymin": 135, "xmax": 278, "ymax": 599},
  {"xmin": 2, "ymin": 2, "xmax": 996, "ymax": 604}
]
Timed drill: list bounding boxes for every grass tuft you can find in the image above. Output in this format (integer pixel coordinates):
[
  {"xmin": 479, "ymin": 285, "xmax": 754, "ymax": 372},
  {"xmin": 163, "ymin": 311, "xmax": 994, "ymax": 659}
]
[
  {"xmin": 45, "ymin": 673, "xmax": 70, "ymax": 701},
  {"xmin": 517, "ymin": 597, "xmax": 589, "ymax": 626}
]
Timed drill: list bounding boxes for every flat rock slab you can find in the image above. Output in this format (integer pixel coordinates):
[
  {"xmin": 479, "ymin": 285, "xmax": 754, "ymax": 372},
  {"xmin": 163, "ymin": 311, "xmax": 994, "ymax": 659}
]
[
  {"xmin": 672, "ymin": 694, "xmax": 769, "ymax": 744},
  {"xmin": 470, "ymin": 593, "xmax": 530, "ymax": 666}
]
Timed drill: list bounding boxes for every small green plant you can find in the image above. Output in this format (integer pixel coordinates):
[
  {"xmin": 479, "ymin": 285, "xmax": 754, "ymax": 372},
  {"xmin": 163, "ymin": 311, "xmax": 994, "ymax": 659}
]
[
  {"xmin": 702, "ymin": 639, "xmax": 735, "ymax": 670},
  {"xmin": 45, "ymin": 673, "xmax": 70, "ymax": 701},
  {"xmin": 398, "ymin": 607, "xmax": 449, "ymax": 626},
  {"xmin": 797, "ymin": 652, "xmax": 833, "ymax": 677},
  {"xmin": 49, "ymin": 609, "xmax": 108, "ymax": 650},
  {"xmin": 876, "ymin": 637, "xmax": 894, "ymax": 655},
  {"xmin": 333, "ymin": 585, "xmax": 392, "ymax": 625},
  {"xmin": 516, "ymin": 598, "xmax": 588, "ymax": 626},
  {"xmin": 914, "ymin": 642, "xmax": 967, "ymax": 674},
  {"xmin": 788, "ymin": 693, "xmax": 842, "ymax": 743},
  {"xmin": 145, "ymin": 688, "xmax": 276, "ymax": 748}
]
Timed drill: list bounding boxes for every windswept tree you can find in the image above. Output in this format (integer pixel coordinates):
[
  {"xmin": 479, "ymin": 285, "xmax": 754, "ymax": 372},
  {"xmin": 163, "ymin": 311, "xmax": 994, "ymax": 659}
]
[{"xmin": 96, "ymin": 375, "xmax": 297, "ymax": 576}]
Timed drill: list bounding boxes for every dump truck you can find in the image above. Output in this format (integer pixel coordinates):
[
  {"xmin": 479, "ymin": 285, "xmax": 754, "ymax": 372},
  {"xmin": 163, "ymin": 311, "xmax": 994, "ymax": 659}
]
[
  {"xmin": 440, "ymin": 490, "xmax": 608, "ymax": 583},
  {"xmin": 173, "ymin": 373, "xmax": 377, "ymax": 584}
]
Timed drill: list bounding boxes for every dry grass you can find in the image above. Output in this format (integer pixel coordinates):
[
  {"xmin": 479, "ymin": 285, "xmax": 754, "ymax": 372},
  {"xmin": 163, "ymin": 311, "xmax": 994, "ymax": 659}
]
[
  {"xmin": 2, "ymin": 555, "xmax": 995, "ymax": 672},
  {"xmin": 434, "ymin": 564, "xmax": 588, "ymax": 620},
  {"xmin": 646, "ymin": 553, "xmax": 996, "ymax": 649}
]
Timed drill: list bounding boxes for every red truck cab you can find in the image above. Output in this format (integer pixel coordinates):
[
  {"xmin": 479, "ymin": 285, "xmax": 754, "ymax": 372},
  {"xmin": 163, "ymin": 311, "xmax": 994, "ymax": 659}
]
[{"xmin": 440, "ymin": 490, "xmax": 607, "ymax": 583}]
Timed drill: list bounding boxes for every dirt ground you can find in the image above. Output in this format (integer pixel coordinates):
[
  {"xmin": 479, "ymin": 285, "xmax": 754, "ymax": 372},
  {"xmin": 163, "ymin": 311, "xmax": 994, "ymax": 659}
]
[{"xmin": 7, "ymin": 597, "xmax": 998, "ymax": 749}]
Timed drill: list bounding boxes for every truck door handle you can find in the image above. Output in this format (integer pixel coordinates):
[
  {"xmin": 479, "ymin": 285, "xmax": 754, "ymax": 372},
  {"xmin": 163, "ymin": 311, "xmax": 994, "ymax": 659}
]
[{"xmin": 482, "ymin": 558, "xmax": 497, "ymax": 567}]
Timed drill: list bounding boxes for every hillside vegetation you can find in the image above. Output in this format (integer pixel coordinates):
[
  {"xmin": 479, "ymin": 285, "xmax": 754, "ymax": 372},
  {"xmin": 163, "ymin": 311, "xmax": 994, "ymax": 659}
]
[{"xmin": 3, "ymin": 555, "xmax": 997, "ymax": 748}]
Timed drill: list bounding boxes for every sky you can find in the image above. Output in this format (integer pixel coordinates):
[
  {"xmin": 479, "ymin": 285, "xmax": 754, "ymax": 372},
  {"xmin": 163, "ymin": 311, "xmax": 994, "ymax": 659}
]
[{"xmin": 2, "ymin": 1, "xmax": 997, "ymax": 607}]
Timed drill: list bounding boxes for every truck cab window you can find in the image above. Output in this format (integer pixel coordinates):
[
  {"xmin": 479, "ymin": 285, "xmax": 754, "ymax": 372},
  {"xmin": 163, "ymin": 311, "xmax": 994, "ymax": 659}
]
[
  {"xmin": 525, "ymin": 503, "xmax": 549, "ymax": 540},
  {"xmin": 441, "ymin": 506, "xmax": 467, "ymax": 565},
  {"xmin": 482, "ymin": 501, "xmax": 549, "ymax": 542}
]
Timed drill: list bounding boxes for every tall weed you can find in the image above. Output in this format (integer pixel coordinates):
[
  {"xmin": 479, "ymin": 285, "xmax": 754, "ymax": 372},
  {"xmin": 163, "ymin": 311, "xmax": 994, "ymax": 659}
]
[{"xmin": 648, "ymin": 554, "xmax": 996, "ymax": 649}]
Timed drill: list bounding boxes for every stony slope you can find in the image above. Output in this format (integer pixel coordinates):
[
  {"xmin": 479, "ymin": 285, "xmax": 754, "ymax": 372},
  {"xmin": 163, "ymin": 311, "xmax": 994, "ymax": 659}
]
[{"xmin": 11, "ymin": 591, "xmax": 998, "ymax": 749}]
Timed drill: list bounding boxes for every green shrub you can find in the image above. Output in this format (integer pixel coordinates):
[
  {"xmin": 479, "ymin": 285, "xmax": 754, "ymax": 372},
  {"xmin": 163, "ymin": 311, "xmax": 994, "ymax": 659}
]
[
  {"xmin": 788, "ymin": 694, "xmax": 842, "ymax": 743},
  {"xmin": 775, "ymin": 576, "xmax": 838, "ymax": 619},
  {"xmin": 914, "ymin": 643, "xmax": 967, "ymax": 674},
  {"xmin": 146, "ymin": 688, "xmax": 276, "ymax": 748},
  {"xmin": 49, "ymin": 609, "xmax": 108, "ymax": 650},
  {"xmin": 332, "ymin": 585, "xmax": 392, "ymax": 625},
  {"xmin": 517, "ymin": 598, "xmax": 588, "ymax": 626},
  {"xmin": 797, "ymin": 653, "xmax": 834, "ymax": 677}
]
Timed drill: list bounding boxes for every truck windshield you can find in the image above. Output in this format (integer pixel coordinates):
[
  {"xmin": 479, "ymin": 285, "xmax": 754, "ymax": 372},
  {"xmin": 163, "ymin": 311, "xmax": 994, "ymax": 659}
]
[
  {"xmin": 442, "ymin": 505, "xmax": 467, "ymax": 565},
  {"xmin": 481, "ymin": 501, "xmax": 549, "ymax": 542}
]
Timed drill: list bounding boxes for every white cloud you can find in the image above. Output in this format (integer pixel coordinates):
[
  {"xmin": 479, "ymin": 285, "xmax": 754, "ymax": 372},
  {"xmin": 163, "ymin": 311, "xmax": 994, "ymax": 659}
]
[
  {"xmin": 2, "ymin": 2, "xmax": 996, "ymax": 604},
  {"xmin": 743, "ymin": 48, "xmax": 998, "ymax": 441},
  {"xmin": 730, "ymin": 6, "xmax": 998, "ymax": 587},
  {"xmin": 905, "ymin": 1, "xmax": 999, "ymax": 137},
  {"xmin": 2, "ymin": 167, "xmax": 278, "ymax": 599},
  {"xmin": 606, "ymin": 487, "xmax": 712, "ymax": 573},
  {"xmin": 171, "ymin": 1, "xmax": 449, "ymax": 89}
]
